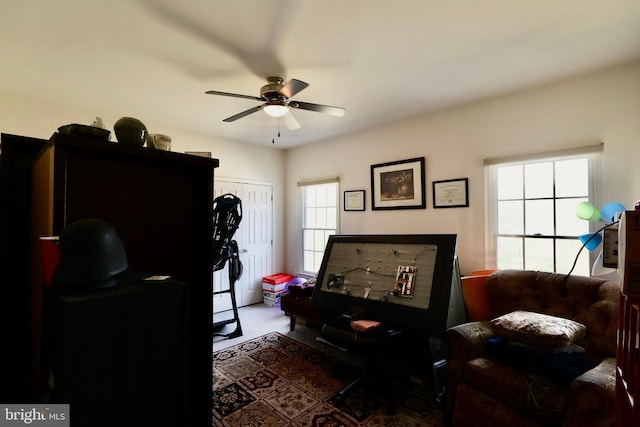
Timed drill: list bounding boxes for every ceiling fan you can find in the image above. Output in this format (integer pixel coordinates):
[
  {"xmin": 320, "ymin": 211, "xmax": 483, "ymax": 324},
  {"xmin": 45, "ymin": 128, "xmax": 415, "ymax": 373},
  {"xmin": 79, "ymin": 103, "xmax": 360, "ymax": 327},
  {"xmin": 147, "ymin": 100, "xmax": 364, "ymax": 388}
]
[{"xmin": 205, "ymin": 77, "xmax": 345, "ymax": 130}]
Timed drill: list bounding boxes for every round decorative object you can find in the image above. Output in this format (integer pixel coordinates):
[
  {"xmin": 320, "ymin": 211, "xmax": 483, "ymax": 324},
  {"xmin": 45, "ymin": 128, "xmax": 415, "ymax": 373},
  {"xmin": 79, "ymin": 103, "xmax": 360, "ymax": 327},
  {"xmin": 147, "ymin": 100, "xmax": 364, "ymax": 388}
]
[
  {"xmin": 147, "ymin": 133, "xmax": 172, "ymax": 151},
  {"xmin": 114, "ymin": 117, "xmax": 148, "ymax": 147}
]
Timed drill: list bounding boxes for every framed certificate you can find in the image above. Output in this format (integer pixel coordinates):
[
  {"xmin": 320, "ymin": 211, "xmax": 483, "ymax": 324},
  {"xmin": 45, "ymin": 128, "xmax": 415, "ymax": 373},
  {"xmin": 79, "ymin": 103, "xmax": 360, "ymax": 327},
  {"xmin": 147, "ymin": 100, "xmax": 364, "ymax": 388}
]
[
  {"xmin": 344, "ymin": 190, "xmax": 365, "ymax": 211},
  {"xmin": 433, "ymin": 178, "xmax": 469, "ymax": 208}
]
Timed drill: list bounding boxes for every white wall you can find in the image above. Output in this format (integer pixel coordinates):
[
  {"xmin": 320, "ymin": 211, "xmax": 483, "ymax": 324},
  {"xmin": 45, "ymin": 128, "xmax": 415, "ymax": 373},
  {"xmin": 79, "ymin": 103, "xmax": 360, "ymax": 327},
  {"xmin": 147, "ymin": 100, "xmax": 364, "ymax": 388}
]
[
  {"xmin": 0, "ymin": 91, "xmax": 288, "ymax": 273},
  {"xmin": 3, "ymin": 60, "xmax": 639, "ymax": 278},
  {"xmin": 285, "ymin": 60, "xmax": 640, "ymax": 276}
]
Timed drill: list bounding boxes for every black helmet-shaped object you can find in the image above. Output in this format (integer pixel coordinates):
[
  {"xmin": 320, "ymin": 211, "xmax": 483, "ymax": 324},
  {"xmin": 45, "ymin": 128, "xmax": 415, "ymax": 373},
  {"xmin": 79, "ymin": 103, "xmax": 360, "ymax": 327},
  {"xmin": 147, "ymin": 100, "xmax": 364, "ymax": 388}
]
[{"xmin": 51, "ymin": 218, "xmax": 128, "ymax": 289}]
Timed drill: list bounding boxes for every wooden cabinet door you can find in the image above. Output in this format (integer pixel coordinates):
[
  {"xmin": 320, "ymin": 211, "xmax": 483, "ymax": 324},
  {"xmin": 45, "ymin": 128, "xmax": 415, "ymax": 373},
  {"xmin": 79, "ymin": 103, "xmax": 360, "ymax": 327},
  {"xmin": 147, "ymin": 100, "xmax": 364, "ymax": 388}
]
[{"xmin": 617, "ymin": 294, "xmax": 640, "ymax": 426}]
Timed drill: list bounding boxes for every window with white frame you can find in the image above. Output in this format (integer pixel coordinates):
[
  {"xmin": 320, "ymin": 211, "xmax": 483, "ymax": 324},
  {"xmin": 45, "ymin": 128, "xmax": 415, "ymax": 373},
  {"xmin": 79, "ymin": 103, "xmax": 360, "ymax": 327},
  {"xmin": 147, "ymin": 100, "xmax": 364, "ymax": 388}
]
[
  {"xmin": 485, "ymin": 145, "xmax": 602, "ymax": 275},
  {"xmin": 300, "ymin": 180, "xmax": 338, "ymax": 274}
]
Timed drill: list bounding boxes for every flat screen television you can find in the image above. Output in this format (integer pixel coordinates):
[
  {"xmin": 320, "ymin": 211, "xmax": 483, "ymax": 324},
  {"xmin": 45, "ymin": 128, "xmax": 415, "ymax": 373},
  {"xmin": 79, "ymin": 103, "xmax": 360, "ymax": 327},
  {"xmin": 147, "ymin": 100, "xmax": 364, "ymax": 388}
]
[{"xmin": 311, "ymin": 234, "xmax": 463, "ymax": 338}]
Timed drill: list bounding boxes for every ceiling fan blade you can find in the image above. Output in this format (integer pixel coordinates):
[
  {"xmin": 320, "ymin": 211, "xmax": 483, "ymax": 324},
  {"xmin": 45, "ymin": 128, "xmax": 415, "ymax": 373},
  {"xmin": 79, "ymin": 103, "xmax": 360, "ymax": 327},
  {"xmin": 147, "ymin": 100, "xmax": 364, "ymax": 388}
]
[
  {"xmin": 290, "ymin": 101, "xmax": 346, "ymax": 117},
  {"xmin": 282, "ymin": 111, "xmax": 301, "ymax": 131},
  {"xmin": 279, "ymin": 79, "xmax": 309, "ymax": 99},
  {"xmin": 206, "ymin": 90, "xmax": 263, "ymax": 101},
  {"xmin": 223, "ymin": 106, "xmax": 262, "ymax": 122},
  {"xmin": 143, "ymin": 2, "xmax": 286, "ymax": 78}
]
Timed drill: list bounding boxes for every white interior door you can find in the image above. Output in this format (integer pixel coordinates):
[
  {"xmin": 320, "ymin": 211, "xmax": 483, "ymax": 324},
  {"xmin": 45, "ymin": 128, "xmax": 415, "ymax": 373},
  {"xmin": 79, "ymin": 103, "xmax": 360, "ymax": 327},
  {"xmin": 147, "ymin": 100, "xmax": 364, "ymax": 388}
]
[
  {"xmin": 238, "ymin": 183, "xmax": 273, "ymax": 306},
  {"xmin": 213, "ymin": 180, "xmax": 273, "ymax": 312}
]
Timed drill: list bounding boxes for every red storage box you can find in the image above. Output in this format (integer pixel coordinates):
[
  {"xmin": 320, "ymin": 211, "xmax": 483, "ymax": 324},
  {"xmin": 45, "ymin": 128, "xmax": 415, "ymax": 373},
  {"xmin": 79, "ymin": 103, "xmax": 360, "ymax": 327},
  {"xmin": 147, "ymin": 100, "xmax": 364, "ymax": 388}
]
[
  {"xmin": 262, "ymin": 273, "xmax": 293, "ymax": 285},
  {"xmin": 262, "ymin": 273, "xmax": 294, "ymax": 293}
]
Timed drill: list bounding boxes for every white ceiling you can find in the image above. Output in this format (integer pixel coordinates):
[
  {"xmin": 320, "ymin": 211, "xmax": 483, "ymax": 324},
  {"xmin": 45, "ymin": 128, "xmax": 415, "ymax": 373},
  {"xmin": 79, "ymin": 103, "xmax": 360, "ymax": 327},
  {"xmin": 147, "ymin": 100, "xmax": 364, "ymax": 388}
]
[{"xmin": 2, "ymin": 0, "xmax": 640, "ymax": 149}]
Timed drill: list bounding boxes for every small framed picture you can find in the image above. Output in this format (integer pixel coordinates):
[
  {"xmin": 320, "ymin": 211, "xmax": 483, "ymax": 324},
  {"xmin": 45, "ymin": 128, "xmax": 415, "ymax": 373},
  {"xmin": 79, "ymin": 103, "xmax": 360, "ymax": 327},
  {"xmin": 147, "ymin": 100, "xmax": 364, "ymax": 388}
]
[
  {"xmin": 433, "ymin": 178, "xmax": 469, "ymax": 208},
  {"xmin": 371, "ymin": 157, "xmax": 426, "ymax": 210},
  {"xmin": 344, "ymin": 190, "xmax": 365, "ymax": 211}
]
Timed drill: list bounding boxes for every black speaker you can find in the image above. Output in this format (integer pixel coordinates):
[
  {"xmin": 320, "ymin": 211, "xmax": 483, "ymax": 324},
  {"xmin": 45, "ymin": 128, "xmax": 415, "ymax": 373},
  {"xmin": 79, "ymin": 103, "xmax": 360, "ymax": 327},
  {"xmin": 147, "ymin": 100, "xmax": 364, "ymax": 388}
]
[{"xmin": 41, "ymin": 275, "xmax": 188, "ymax": 427}]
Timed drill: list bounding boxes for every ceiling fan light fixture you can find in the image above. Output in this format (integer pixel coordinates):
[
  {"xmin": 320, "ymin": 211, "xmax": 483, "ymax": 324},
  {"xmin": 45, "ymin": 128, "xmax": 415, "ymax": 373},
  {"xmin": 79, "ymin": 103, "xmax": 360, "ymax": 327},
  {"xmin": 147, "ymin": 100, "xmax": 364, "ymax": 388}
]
[{"xmin": 263, "ymin": 103, "xmax": 289, "ymax": 117}]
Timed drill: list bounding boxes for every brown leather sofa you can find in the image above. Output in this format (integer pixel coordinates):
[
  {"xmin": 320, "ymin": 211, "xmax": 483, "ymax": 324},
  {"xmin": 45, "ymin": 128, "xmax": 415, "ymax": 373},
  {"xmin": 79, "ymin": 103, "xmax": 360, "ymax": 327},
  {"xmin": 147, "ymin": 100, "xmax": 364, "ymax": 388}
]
[{"xmin": 445, "ymin": 270, "xmax": 620, "ymax": 427}]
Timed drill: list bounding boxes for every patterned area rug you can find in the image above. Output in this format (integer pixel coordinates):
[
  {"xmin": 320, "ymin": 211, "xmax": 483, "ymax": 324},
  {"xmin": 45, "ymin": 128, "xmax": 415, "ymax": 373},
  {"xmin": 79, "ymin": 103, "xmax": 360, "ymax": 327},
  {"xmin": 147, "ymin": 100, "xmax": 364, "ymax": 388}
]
[{"xmin": 213, "ymin": 332, "xmax": 445, "ymax": 426}]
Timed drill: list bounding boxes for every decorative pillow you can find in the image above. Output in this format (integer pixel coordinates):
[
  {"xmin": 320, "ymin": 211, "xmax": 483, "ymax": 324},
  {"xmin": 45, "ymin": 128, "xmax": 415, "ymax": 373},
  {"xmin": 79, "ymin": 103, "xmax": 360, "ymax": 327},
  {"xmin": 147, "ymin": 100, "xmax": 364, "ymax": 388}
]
[
  {"xmin": 491, "ymin": 310, "xmax": 587, "ymax": 348},
  {"xmin": 350, "ymin": 320, "xmax": 382, "ymax": 332}
]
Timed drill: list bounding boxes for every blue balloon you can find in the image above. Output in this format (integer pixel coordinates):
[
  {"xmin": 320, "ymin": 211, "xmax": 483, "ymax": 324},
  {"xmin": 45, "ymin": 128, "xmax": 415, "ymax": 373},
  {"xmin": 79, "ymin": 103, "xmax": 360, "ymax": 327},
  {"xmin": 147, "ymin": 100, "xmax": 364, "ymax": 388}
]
[
  {"xmin": 600, "ymin": 202, "xmax": 625, "ymax": 223},
  {"xmin": 578, "ymin": 233, "xmax": 602, "ymax": 251}
]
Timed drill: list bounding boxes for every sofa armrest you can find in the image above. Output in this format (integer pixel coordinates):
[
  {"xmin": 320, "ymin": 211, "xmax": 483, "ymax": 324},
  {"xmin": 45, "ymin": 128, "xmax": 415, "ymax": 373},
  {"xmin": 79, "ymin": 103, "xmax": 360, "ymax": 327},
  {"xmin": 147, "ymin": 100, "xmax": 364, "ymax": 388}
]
[
  {"xmin": 445, "ymin": 321, "xmax": 496, "ymax": 362},
  {"xmin": 443, "ymin": 321, "xmax": 496, "ymax": 417},
  {"xmin": 564, "ymin": 357, "xmax": 616, "ymax": 427}
]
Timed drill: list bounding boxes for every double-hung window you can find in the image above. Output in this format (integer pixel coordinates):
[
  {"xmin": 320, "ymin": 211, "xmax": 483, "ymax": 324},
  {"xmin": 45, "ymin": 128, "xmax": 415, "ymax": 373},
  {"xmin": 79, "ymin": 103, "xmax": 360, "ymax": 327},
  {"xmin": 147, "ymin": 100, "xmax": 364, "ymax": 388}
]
[
  {"xmin": 300, "ymin": 179, "xmax": 338, "ymax": 274},
  {"xmin": 485, "ymin": 145, "xmax": 603, "ymax": 275}
]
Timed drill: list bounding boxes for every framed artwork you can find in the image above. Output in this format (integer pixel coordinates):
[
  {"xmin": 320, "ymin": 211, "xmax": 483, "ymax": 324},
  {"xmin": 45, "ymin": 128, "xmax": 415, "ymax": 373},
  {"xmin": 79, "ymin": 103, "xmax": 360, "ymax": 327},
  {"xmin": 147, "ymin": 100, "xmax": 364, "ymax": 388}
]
[
  {"xmin": 344, "ymin": 190, "xmax": 365, "ymax": 211},
  {"xmin": 370, "ymin": 157, "xmax": 426, "ymax": 210},
  {"xmin": 433, "ymin": 178, "xmax": 469, "ymax": 208}
]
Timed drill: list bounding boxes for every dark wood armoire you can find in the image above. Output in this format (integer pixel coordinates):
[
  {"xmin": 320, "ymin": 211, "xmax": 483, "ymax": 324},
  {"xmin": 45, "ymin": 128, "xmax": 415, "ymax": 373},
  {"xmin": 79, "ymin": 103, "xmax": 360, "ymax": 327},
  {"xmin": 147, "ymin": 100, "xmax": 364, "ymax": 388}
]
[
  {"xmin": 1, "ymin": 132, "xmax": 218, "ymax": 426},
  {"xmin": 617, "ymin": 209, "xmax": 640, "ymax": 426},
  {"xmin": 0, "ymin": 134, "xmax": 47, "ymax": 401}
]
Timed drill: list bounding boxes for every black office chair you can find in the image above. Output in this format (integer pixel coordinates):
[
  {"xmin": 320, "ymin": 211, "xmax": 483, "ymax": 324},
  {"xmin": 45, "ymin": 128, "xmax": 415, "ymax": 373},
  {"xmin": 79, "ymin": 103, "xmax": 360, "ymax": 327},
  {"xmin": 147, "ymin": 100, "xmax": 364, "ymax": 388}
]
[{"xmin": 318, "ymin": 314, "xmax": 404, "ymax": 413}]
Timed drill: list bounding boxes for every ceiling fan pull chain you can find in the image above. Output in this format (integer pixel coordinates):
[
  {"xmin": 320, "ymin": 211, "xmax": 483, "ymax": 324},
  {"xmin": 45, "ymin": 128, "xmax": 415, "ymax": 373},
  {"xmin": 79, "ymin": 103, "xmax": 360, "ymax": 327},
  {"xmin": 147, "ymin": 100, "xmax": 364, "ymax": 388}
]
[{"xmin": 271, "ymin": 119, "xmax": 280, "ymax": 144}]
